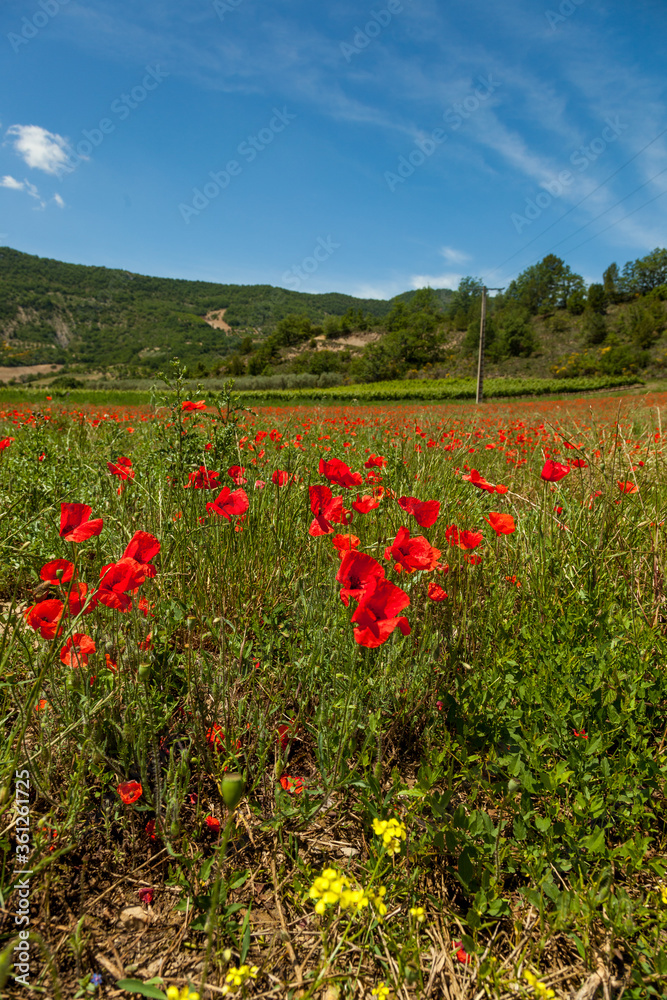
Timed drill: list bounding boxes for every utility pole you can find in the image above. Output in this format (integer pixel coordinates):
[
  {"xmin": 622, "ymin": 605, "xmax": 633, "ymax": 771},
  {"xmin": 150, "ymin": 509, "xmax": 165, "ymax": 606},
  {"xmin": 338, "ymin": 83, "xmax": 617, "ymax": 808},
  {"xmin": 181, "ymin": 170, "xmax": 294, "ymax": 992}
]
[{"xmin": 476, "ymin": 286, "xmax": 504, "ymax": 404}]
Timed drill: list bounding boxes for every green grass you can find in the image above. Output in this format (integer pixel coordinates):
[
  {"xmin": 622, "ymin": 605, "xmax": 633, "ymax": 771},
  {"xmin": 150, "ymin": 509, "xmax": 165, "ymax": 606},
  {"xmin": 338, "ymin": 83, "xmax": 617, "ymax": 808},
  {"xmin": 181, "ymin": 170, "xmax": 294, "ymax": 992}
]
[
  {"xmin": 1, "ymin": 378, "xmax": 666, "ymax": 998},
  {"xmin": 0, "ymin": 372, "xmax": 646, "ymax": 410}
]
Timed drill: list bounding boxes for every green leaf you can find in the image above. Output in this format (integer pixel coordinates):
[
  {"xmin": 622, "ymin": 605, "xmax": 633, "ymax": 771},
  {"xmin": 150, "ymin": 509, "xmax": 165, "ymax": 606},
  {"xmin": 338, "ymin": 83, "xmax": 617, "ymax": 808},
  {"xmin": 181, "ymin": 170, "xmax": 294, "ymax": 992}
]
[
  {"xmin": 583, "ymin": 826, "xmax": 606, "ymax": 853},
  {"xmin": 240, "ymin": 907, "xmax": 252, "ymax": 964},
  {"xmin": 115, "ymin": 980, "xmax": 167, "ymax": 999}
]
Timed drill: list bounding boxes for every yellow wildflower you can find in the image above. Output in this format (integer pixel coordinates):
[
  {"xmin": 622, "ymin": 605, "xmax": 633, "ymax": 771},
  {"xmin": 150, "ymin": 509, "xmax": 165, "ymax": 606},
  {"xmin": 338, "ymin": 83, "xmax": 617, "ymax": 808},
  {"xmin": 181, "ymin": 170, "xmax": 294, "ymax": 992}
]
[
  {"xmin": 409, "ymin": 905, "xmax": 426, "ymax": 923},
  {"xmin": 372, "ymin": 816, "xmax": 407, "ymax": 855},
  {"xmin": 166, "ymin": 989, "xmax": 200, "ymax": 1000},
  {"xmin": 371, "ymin": 982, "xmax": 391, "ymax": 999},
  {"xmin": 523, "ymin": 969, "xmax": 555, "ymax": 999}
]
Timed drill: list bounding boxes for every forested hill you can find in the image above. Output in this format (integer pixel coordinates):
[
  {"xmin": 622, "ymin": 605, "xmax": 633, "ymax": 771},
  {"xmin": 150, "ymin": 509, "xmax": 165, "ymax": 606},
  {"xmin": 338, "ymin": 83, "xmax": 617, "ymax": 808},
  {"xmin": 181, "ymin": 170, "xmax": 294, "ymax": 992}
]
[{"xmin": 0, "ymin": 247, "xmax": 413, "ymax": 368}]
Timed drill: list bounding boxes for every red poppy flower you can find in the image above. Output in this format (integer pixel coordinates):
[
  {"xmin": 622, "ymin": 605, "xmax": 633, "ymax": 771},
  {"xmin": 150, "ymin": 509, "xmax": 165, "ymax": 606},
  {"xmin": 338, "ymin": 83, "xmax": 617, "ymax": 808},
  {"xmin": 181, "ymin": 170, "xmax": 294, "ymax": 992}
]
[
  {"xmin": 309, "ymin": 485, "xmax": 352, "ymax": 535},
  {"xmin": 617, "ymin": 481, "xmax": 638, "ymax": 494},
  {"xmin": 227, "ymin": 465, "xmax": 247, "ymax": 485},
  {"xmin": 206, "ymin": 723, "xmax": 225, "ymax": 750},
  {"xmin": 205, "ymin": 815, "xmax": 221, "ymax": 831},
  {"xmin": 145, "ymin": 819, "xmax": 157, "ymax": 840},
  {"xmin": 117, "ymin": 780, "xmax": 143, "ymax": 804},
  {"xmin": 445, "ymin": 525, "xmax": 484, "ymax": 550},
  {"xmin": 254, "ymin": 479, "xmax": 266, "ymax": 490},
  {"xmin": 138, "ymin": 887, "xmax": 154, "ymax": 904},
  {"xmin": 352, "ymin": 493, "xmax": 380, "ymax": 514},
  {"xmin": 277, "ymin": 720, "xmax": 297, "ymax": 752},
  {"xmin": 0, "ymin": 437, "xmax": 14, "ymax": 450},
  {"xmin": 107, "ymin": 456, "xmax": 135, "ymax": 480},
  {"xmin": 60, "ymin": 633, "xmax": 96, "ymax": 668},
  {"xmin": 185, "ymin": 465, "xmax": 220, "ymax": 489},
  {"xmin": 123, "ymin": 531, "xmax": 160, "ymax": 578},
  {"xmin": 24, "ymin": 599, "xmax": 65, "ymax": 639},
  {"xmin": 570, "ymin": 458, "xmax": 588, "ymax": 468},
  {"xmin": 319, "ymin": 457, "xmax": 363, "ymax": 489},
  {"xmin": 505, "ymin": 575, "xmax": 521, "ymax": 587},
  {"xmin": 105, "ymin": 653, "xmax": 118, "ymax": 672},
  {"xmin": 336, "ymin": 550, "xmax": 386, "ymax": 607},
  {"xmin": 453, "ymin": 942, "xmax": 471, "ymax": 965},
  {"xmin": 462, "ymin": 469, "xmax": 508, "ymax": 494},
  {"xmin": 60, "ymin": 503, "xmax": 104, "ymax": 542},
  {"xmin": 332, "ymin": 533, "xmax": 361, "ymax": 557},
  {"xmin": 573, "ymin": 728, "xmax": 588, "ymax": 739},
  {"xmin": 385, "ymin": 526, "xmax": 442, "ymax": 573},
  {"xmin": 66, "ymin": 581, "xmax": 91, "ymax": 616},
  {"xmin": 279, "ymin": 776, "xmax": 304, "ymax": 795},
  {"xmin": 540, "ymin": 460, "xmax": 570, "ymax": 482},
  {"xmin": 40, "ymin": 559, "xmax": 75, "ymax": 585},
  {"xmin": 272, "ymin": 469, "xmax": 294, "ymax": 486},
  {"xmin": 397, "ymin": 496, "xmax": 440, "ymax": 528},
  {"xmin": 364, "ymin": 454, "xmax": 387, "ymax": 468},
  {"xmin": 428, "ymin": 582, "xmax": 448, "ymax": 601},
  {"xmin": 181, "ymin": 400, "xmax": 206, "ymax": 411},
  {"xmin": 96, "ymin": 558, "xmax": 146, "ymax": 611},
  {"xmin": 464, "ymin": 553, "xmax": 483, "ymax": 565},
  {"xmin": 351, "ymin": 576, "xmax": 411, "ymax": 648},
  {"xmin": 483, "ymin": 512, "xmax": 516, "ymax": 536},
  {"xmin": 206, "ymin": 487, "xmax": 249, "ymax": 520}
]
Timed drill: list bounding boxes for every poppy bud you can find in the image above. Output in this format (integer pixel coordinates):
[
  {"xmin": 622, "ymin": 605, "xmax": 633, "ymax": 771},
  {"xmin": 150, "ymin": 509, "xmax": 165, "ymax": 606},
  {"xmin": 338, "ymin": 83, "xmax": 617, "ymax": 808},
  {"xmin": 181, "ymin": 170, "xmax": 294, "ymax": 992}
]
[
  {"xmin": 404, "ymin": 965, "xmax": 419, "ymax": 985},
  {"xmin": 138, "ymin": 662, "xmax": 151, "ymax": 680},
  {"xmin": 220, "ymin": 772, "xmax": 245, "ymax": 810},
  {"xmin": 507, "ymin": 779, "xmax": 521, "ymax": 794}
]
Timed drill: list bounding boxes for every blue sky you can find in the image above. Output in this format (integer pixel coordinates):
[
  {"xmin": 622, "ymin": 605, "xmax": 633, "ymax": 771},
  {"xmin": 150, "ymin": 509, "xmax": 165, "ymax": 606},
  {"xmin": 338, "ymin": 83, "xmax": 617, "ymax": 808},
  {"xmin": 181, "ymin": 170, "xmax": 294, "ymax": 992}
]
[{"xmin": 1, "ymin": 0, "xmax": 666, "ymax": 299}]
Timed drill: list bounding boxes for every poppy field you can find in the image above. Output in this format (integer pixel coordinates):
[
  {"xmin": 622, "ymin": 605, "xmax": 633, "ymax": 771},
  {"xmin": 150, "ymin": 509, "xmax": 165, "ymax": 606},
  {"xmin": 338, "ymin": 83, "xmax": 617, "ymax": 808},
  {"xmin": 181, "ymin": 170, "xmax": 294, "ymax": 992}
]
[{"xmin": 2, "ymin": 372, "xmax": 667, "ymax": 999}]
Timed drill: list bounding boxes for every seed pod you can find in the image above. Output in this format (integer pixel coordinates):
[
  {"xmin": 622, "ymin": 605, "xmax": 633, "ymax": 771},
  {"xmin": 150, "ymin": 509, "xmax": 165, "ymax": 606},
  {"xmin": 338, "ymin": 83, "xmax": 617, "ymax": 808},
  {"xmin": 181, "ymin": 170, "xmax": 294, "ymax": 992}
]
[{"xmin": 220, "ymin": 772, "xmax": 245, "ymax": 810}]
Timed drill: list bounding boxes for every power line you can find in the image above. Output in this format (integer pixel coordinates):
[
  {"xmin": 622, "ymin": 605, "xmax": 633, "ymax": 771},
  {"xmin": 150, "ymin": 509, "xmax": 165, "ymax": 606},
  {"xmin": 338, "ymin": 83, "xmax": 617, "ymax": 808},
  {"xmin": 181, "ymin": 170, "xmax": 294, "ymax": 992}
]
[
  {"xmin": 544, "ymin": 165, "xmax": 667, "ymax": 255},
  {"xmin": 557, "ymin": 185, "xmax": 667, "ymax": 257},
  {"xmin": 482, "ymin": 123, "xmax": 667, "ymax": 282}
]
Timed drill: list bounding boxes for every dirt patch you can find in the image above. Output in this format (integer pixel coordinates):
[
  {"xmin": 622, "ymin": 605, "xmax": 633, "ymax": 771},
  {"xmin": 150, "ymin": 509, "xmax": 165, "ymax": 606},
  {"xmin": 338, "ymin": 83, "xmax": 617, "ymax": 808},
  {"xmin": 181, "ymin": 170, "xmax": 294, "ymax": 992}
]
[
  {"xmin": 0, "ymin": 363, "xmax": 62, "ymax": 382},
  {"xmin": 204, "ymin": 309, "xmax": 232, "ymax": 332}
]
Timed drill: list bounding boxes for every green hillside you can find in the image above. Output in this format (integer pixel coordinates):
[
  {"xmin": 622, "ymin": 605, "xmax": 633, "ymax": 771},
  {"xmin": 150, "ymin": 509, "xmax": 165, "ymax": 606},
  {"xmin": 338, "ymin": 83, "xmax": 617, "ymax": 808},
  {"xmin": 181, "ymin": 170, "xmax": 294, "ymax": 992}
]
[
  {"xmin": 0, "ymin": 247, "xmax": 398, "ymax": 370},
  {"xmin": 1, "ymin": 246, "xmax": 666, "ymax": 390}
]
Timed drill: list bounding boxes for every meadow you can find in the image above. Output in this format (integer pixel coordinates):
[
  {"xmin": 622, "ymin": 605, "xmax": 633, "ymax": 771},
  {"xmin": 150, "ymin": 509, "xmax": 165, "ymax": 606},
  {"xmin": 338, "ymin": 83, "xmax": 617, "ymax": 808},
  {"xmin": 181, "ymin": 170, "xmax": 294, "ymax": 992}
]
[{"xmin": 1, "ymin": 372, "xmax": 667, "ymax": 1000}]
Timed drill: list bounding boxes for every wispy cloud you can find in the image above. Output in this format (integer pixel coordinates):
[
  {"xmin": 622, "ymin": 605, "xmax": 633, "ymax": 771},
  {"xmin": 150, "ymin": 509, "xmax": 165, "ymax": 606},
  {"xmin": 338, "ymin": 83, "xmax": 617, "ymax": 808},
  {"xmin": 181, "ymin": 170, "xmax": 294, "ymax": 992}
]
[
  {"xmin": 53, "ymin": 193, "xmax": 65, "ymax": 208},
  {"xmin": 440, "ymin": 246, "xmax": 470, "ymax": 264}
]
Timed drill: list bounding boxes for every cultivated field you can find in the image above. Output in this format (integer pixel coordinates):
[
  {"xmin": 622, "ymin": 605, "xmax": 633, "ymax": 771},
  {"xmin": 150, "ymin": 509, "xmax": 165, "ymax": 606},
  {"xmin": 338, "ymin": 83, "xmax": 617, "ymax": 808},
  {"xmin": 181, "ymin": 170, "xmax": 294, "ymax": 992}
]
[{"xmin": 1, "ymin": 375, "xmax": 667, "ymax": 1000}]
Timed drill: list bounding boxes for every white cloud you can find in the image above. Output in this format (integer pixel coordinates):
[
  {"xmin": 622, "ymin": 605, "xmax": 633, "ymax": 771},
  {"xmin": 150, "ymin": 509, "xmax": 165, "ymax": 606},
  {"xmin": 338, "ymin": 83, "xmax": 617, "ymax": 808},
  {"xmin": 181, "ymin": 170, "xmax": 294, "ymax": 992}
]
[
  {"xmin": 440, "ymin": 246, "xmax": 470, "ymax": 264},
  {"xmin": 0, "ymin": 175, "xmax": 24, "ymax": 190},
  {"xmin": 5, "ymin": 124, "xmax": 71, "ymax": 175},
  {"xmin": 53, "ymin": 193, "xmax": 65, "ymax": 208},
  {"xmin": 410, "ymin": 272, "xmax": 464, "ymax": 290}
]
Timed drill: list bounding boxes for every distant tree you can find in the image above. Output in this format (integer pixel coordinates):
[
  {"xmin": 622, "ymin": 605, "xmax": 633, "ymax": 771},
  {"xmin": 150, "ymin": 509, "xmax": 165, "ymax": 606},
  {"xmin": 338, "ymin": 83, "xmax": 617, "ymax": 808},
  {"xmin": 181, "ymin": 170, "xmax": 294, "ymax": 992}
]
[
  {"xmin": 567, "ymin": 289, "xmax": 587, "ymax": 315},
  {"xmin": 583, "ymin": 312, "xmax": 607, "ymax": 345},
  {"xmin": 506, "ymin": 255, "xmax": 585, "ymax": 314},
  {"xmin": 586, "ymin": 283, "xmax": 606, "ymax": 314},
  {"xmin": 603, "ymin": 263, "xmax": 620, "ymax": 303},
  {"xmin": 620, "ymin": 248, "xmax": 667, "ymax": 295},
  {"xmin": 447, "ymin": 277, "xmax": 483, "ymax": 328}
]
